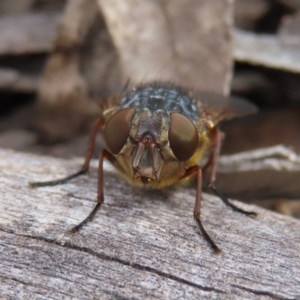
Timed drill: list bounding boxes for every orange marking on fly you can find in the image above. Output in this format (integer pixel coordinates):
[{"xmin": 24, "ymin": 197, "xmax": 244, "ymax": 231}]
[{"xmin": 29, "ymin": 82, "xmax": 258, "ymax": 254}]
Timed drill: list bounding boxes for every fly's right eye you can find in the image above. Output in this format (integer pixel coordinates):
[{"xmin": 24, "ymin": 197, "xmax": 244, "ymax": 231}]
[
  {"xmin": 104, "ymin": 108, "xmax": 135, "ymax": 154},
  {"xmin": 168, "ymin": 113, "xmax": 199, "ymax": 161}
]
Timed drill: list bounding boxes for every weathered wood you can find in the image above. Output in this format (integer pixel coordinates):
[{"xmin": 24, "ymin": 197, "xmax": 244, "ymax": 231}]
[
  {"xmin": 0, "ymin": 148, "xmax": 300, "ymax": 299},
  {"xmin": 217, "ymin": 145, "xmax": 300, "ymax": 198},
  {"xmin": 0, "ymin": 12, "xmax": 60, "ymax": 56},
  {"xmin": 97, "ymin": 0, "xmax": 234, "ymax": 94},
  {"xmin": 234, "ymin": 29, "xmax": 300, "ymax": 73}
]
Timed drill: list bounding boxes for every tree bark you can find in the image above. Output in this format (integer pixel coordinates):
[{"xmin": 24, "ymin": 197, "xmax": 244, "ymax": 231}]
[{"xmin": 0, "ymin": 149, "xmax": 299, "ymax": 299}]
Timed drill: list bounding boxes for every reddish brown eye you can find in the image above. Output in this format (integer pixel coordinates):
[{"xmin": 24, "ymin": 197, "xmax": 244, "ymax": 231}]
[
  {"xmin": 168, "ymin": 113, "xmax": 199, "ymax": 161},
  {"xmin": 104, "ymin": 108, "xmax": 135, "ymax": 154}
]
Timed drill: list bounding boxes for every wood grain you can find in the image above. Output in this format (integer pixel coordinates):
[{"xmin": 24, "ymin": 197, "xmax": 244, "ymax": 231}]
[{"xmin": 0, "ymin": 148, "xmax": 299, "ymax": 299}]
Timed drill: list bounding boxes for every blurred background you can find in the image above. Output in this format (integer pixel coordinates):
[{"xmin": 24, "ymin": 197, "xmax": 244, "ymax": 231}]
[{"xmin": 0, "ymin": 0, "xmax": 300, "ymax": 217}]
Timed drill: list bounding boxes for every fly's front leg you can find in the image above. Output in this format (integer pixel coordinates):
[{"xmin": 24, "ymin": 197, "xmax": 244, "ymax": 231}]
[
  {"xmin": 181, "ymin": 166, "xmax": 221, "ymax": 254},
  {"xmin": 29, "ymin": 118, "xmax": 105, "ymax": 188},
  {"xmin": 69, "ymin": 150, "xmax": 115, "ymax": 233},
  {"xmin": 208, "ymin": 128, "xmax": 257, "ymax": 217}
]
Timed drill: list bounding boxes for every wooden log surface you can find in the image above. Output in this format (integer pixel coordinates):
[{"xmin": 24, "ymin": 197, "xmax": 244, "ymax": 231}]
[{"xmin": 0, "ymin": 148, "xmax": 300, "ymax": 299}]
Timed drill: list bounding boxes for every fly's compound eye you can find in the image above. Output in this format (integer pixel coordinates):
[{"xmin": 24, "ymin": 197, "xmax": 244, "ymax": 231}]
[
  {"xmin": 104, "ymin": 108, "xmax": 135, "ymax": 154},
  {"xmin": 168, "ymin": 113, "xmax": 199, "ymax": 161}
]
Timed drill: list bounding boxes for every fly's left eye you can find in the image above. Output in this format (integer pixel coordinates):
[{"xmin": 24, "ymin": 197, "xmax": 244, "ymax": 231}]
[
  {"xmin": 168, "ymin": 113, "xmax": 199, "ymax": 161},
  {"xmin": 104, "ymin": 108, "xmax": 135, "ymax": 154}
]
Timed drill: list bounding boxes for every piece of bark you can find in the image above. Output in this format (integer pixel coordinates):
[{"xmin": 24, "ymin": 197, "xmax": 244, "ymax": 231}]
[
  {"xmin": 216, "ymin": 145, "xmax": 300, "ymax": 199},
  {"xmin": 234, "ymin": 29, "xmax": 300, "ymax": 73},
  {"xmin": 97, "ymin": 0, "xmax": 234, "ymax": 95},
  {"xmin": 0, "ymin": 12, "xmax": 61, "ymax": 56},
  {"xmin": 0, "ymin": 148, "xmax": 300, "ymax": 299}
]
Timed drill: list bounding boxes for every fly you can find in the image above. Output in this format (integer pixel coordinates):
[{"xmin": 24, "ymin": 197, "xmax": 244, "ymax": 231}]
[{"xmin": 30, "ymin": 83, "xmax": 258, "ymax": 254}]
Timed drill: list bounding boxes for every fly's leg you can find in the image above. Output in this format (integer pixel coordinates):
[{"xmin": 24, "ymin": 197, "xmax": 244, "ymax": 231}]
[
  {"xmin": 208, "ymin": 128, "xmax": 257, "ymax": 217},
  {"xmin": 69, "ymin": 150, "xmax": 115, "ymax": 233},
  {"xmin": 29, "ymin": 118, "xmax": 105, "ymax": 188},
  {"xmin": 181, "ymin": 166, "xmax": 221, "ymax": 254}
]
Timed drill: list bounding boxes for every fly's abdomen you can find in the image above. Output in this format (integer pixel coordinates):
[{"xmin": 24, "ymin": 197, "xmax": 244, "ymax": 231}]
[{"xmin": 120, "ymin": 84, "xmax": 199, "ymax": 121}]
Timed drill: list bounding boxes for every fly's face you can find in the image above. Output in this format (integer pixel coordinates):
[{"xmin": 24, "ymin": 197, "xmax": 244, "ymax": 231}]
[
  {"xmin": 103, "ymin": 105, "xmax": 202, "ymax": 188},
  {"xmin": 127, "ymin": 109, "xmax": 168, "ymax": 183}
]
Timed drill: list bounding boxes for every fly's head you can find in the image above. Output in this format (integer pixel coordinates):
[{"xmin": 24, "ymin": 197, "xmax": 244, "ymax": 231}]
[{"xmin": 103, "ymin": 107, "xmax": 201, "ymax": 188}]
